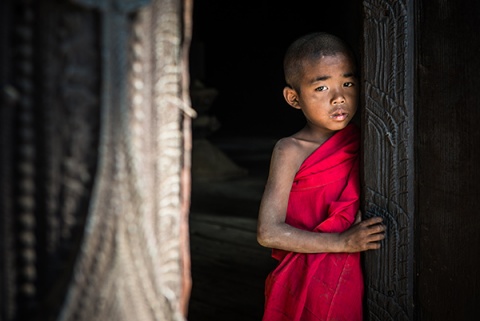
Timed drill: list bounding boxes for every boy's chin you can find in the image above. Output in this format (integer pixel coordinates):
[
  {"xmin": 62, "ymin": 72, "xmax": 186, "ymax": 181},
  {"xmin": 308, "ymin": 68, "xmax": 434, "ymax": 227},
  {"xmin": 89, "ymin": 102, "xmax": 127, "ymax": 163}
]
[{"xmin": 329, "ymin": 120, "xmax": 352, "ymax": 131}]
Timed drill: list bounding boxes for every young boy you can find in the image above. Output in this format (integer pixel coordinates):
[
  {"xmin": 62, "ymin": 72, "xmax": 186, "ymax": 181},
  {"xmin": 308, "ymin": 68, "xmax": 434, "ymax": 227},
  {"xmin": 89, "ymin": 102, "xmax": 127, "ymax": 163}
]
[{"xmin": 257, "ymin": 32, "xmax": 386, "ymax": 321}]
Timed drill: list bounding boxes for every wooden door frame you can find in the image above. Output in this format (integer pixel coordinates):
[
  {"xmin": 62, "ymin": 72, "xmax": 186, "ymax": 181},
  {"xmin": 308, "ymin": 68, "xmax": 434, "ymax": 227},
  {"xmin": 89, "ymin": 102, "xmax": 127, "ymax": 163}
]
[{"xmin": 361, "ymin": 1, "xmax": 415, "ymax": 320}]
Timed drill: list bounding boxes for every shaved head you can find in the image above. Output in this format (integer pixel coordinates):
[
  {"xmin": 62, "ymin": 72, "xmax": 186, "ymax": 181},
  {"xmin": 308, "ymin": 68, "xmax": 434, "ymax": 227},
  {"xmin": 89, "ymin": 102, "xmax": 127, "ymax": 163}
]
[{"xmin": 283, "ymin": 32, "xmax": 356, "ymax": 90}]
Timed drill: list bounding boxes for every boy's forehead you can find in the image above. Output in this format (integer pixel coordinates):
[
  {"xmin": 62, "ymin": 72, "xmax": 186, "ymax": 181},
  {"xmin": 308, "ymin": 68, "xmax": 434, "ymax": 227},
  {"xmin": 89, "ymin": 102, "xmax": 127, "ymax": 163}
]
[
  {"xmin": 303, "ymin": 54, "xmax": 356, "ymax": 72},
  {"xmin": 314, "ymin": 52, "xmax": 353, "ymax": 64}
]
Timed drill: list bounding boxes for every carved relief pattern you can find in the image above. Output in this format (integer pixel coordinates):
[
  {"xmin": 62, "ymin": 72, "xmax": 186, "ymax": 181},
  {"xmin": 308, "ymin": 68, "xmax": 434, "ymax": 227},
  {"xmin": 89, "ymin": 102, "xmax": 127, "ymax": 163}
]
[
  {"xmin": 39, "ymin": 3, "xmax": 101, "ymax": 286},
  {"xmin": 56, "ymin": 0, "xmax": 188, "ymax": 320},
  {"xmin": 12, "ymin": 0, "xmax": 38, "ymax": 310},
  {"xmin": 0, "ymin": 2, "xmax": 103, "ymax": 320},
  {"xmin": 1, "ymin": 2, "xmax": 41, "ymax": 319},
  {"xmin": 362, "ymin": 0, "xmax": 414, "ymax": 320},
  {"xmin": 1, "ymin": 0, "xmax": 188, "ymax": 320},
  {"xmin": 151, "ymin": 0, "xmax": 186, "ymax": 319}
]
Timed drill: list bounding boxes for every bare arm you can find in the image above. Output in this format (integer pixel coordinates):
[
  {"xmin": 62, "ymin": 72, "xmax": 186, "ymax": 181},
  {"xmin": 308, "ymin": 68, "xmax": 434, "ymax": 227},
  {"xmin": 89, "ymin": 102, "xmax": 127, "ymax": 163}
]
[{"xmin": 256, "ymin": 138, "xmax": 385, "ymax": 253}]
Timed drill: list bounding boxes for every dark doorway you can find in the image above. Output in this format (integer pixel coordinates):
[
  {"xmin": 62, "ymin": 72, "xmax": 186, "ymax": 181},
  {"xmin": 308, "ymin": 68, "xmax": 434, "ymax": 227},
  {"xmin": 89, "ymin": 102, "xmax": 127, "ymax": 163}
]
[
  {"xmin": 189, "ymin": 0, "xmax": 361, "ymax": 139},
  {"xmin": 187, "ymin": 1, "xmax": 362, "ymax": 320}
]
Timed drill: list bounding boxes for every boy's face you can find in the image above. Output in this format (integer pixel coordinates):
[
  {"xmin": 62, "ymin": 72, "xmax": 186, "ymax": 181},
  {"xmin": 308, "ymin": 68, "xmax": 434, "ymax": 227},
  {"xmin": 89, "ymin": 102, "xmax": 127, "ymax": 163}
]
[{"xmin": 285, "ymin": 53, "xmax": 358, "ymax": 133}]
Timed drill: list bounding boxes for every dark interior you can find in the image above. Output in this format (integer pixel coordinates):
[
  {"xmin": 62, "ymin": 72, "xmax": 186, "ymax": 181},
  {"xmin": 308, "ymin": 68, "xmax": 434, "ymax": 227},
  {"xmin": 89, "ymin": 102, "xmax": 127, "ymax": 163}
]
[{"xmin": 189, "ymin": 0, "xmax": 361, "ymax": 139}]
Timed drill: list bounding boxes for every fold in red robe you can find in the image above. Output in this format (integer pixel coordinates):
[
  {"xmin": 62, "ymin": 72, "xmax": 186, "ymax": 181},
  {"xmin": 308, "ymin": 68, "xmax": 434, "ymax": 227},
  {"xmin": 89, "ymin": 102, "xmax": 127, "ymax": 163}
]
[{"xmin": 262, "ymin": 123, "xmax": 362, "ymax": 321}]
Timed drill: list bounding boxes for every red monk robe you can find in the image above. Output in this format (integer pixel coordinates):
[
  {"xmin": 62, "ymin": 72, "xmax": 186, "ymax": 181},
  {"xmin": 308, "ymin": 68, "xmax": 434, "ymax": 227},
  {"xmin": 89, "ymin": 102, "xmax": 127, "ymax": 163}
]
[{"xmin": 262, "ymin": 123, "xmax": 362, "ymax": 321}]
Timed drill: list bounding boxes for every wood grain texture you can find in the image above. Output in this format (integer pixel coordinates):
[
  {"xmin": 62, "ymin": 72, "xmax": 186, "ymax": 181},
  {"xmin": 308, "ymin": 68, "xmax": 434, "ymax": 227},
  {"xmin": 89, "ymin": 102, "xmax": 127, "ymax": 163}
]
[
  {"xmin": 362, "ymin": 1, "xmax": 415, "ymax": 320},
  {"xmin": 416, "ymin": 0, "xmax": 480, "ymax": 319}
]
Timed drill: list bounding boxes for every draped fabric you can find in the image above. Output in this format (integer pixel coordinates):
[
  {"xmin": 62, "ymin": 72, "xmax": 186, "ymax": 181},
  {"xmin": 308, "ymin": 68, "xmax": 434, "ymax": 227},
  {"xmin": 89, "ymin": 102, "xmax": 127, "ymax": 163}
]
[{"xmin": 263, "ymin": 123, "xmax": 362, "ymax": 321}]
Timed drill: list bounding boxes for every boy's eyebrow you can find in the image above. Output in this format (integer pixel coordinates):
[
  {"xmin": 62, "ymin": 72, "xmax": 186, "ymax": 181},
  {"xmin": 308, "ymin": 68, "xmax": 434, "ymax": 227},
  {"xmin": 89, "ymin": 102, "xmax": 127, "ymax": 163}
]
[
  {"xmin": 315, "ymin": 75, "xmax": 330, "ymax": 81},
  {"xmin": 313, "ymin": 72, "xmax": 356, "ymax": 82}
]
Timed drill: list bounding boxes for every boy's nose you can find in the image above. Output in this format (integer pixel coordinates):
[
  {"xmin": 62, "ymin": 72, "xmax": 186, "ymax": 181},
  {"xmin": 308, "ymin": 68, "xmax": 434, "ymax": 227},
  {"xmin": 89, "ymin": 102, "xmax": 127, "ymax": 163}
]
[{"xmin": 332, "ymin": 94, "xmax": 346, "ymax": 105}]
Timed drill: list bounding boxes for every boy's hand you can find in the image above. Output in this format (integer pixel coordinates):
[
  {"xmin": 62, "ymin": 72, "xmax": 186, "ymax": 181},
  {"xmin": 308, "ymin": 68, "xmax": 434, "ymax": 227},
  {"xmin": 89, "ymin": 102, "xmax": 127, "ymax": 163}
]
[{"xmin": 340, "ymin": 210, "xmax": 385, "ymax": 252}]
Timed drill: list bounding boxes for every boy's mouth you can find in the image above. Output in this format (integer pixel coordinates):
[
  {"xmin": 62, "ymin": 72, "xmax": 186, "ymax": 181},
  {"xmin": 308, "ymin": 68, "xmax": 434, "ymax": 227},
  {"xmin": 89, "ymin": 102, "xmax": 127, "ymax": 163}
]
[{"xmin": 329, "ymin": 109, "xmax": 349, "ymax": 120}]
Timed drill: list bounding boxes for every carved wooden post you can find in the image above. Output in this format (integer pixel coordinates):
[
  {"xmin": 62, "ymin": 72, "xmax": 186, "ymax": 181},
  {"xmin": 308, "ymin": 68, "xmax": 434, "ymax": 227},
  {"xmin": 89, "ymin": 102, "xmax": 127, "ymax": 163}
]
[
  {"xmin": 0, "ymin": 0, "xmax": 192, "ymax": 320},
  {"xmin": 361, "ymin": 0, "xmax": 415, "ymax": 320},
  {"xmin": 56, "ymin": 0, "xmax": 193, "ymax": 320}
]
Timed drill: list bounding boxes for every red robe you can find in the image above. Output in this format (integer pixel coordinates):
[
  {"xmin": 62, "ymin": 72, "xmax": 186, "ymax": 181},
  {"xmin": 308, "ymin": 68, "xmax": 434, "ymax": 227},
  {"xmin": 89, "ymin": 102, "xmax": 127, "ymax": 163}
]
[{"xmin": 262, "ymin": 123, "xmax": 362, "ymax": 321}]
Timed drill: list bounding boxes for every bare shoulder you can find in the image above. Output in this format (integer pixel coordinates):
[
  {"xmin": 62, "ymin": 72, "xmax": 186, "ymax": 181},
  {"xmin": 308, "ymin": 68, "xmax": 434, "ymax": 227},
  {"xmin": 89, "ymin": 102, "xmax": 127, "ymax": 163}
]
[
  {"xmin": 273, "ymin": 137, "xmax": 303, "ymax": 159},
  {"xmin": 270, "ymin": 136, "xmax": 317, "ymax": 174}
]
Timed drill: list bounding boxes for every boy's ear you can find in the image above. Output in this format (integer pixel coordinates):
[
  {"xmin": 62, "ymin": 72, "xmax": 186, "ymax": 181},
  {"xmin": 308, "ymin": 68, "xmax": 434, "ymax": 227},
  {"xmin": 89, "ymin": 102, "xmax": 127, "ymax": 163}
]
[{"xmin": 283, "ymin": 86, "xmax": 301, "ymax": 109}]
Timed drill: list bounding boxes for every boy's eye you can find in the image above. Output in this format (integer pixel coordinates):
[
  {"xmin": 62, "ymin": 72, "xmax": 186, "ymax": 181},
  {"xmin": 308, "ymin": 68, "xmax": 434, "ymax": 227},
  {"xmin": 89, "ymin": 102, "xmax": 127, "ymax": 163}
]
[
  {"xmin": 344, "ymin": 82, "xmax": 355, "ymax": 87},
  {"xmin": 316, "ymin": 85, "xmax": 328, "ymax": 91}
]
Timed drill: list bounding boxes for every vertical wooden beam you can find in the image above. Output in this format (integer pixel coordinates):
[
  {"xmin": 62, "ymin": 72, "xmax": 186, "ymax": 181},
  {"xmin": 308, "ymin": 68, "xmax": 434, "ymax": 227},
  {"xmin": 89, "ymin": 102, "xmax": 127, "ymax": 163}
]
[
  {"xmin": 361, "ymin": 0, "xmax": 415, "ymax": 320},
  {"xmin": 416, "ymin": 0, "xmax": 480, "ymax": 319}
]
